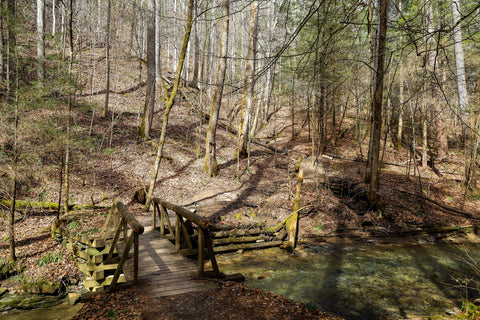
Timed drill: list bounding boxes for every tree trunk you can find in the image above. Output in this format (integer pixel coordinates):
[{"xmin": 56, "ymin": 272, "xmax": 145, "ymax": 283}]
[
  {"xmin": 190, "ymin": 3, "xmax": 200, "ymax": 89},
  {"xmin": 451, "ymin": 0, "xmax": 468, "ymax": 115},
  {"xmin": 365, "ymin": 0, "xmax": 388, "ymax": 207},
  {"xmin": 63, "ymin": 0, "xmax": 75, "ymax": 214},
  {"xmin": 144, "ymin": 0, "xmax": 194, "ymax": 211},
  {"xmin": 6, "ymin": 0, "xmax": 16, "ymax": 97},
  {"xmin": 237, "ymin": 0, "xmax": 259, "ymax": 159},
  {"xmin": 103, "ymin": 0, "xmax": 111, "ymax": 118},
  {"xmin": 426, "ymin": 0, "xmax": 447, "ymax": 158},
  {"xmin": 9, "ymin": 173, "xmax": 16, "ymax": 263},
  {"xmin": 451, "ymin": 0, "xmax": 474, "ymax": 190},
  {"xmin": 155, "ymin": 0, "xmax": 161, "ymax": 82},
  {"xmin": 51, "ymin": 0, "xmax": 56, "ymax": 36},
  {"xmin": 37, "ymin": 0, "xmax": 45, "ymax": 82},
  {"xmin": 8, "ymin": 94, "xmax": 18, "ymax": 263},
  {"xmin": 204, "ymin": 0, "xmax": 230, "ymax": 177},
  {"xmin": 139, "ymin": 0, "xmax": 156, "ymax": 140}
]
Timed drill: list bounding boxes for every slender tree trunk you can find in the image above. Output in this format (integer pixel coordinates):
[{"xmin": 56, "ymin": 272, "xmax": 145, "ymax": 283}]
[
  {"xmin": 204, "ymin": 0, "xmax": 229, "ymax": 177},
  {"xmin": 52, "ymin": 0, "xmax": 56, "ymax": 36},
  {"xmin": 103, "ymin": 0, "xmax": 111, "ymax": 118},
  {"xmin": 422, "ymin": 101, "xmax": 428, "ymax": 168},
  {"xmin": 63, "ymin": 0, "xmax": 74, "ymax": 214},
  {"xmin": 237, "ymin": 0, "xmax": 259, "ymax": 159},
  {"xmin": 6, "ymin": 0, "xmax": 16, "ymax": 97},
  {"xmin": 7, "ymin": 0, "xmax": 17, "ymax": 261},
  {"xmin": 365, "ymin": 0, "xmax": 388, "ymax": 207},
  {"xmin": 190, "ymin": 3, "xmax": 199, "ymax": 89},
  {"xmin": 139, "ymin": 0, "xmax": 156, "ymax": 140},
  {"xmin": 144, "ymin": 0, "xmax": 194, "ymax": 211},
  {"xmin": 8, "ymin": 95, "xmax": 18, "ymax": 263},
  {"xmin": 155, "ymin": 0, "xmax": 161, "ymax": 82},
  {"xmin": 451, "ymin": 0, "xmax": 474, "ymax": 190},
  {"xmin": 397, "ymin": 69, "xmax": 404, "ymax": 148},
  {"xmin": 426, "ymin": 0, "xmax": 447, "ymax": 158},
  {"xmin": 37, "ymin": 0, "xmax": 45, "ymax": 82},
  {"xmin": 451, "ymin": 0, "xmax": 468, "ymax": 115}
]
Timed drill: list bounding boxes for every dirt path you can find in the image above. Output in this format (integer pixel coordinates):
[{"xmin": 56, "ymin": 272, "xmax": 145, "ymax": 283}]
[{"xmin": 71, "ymin": 281, "xmax": 343, "ymax": 320}]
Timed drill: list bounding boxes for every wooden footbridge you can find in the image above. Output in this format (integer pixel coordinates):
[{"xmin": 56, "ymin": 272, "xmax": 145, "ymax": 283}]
[{"xmin": 53, "ymin": 198, "xmax": 288, "ymax": 296}]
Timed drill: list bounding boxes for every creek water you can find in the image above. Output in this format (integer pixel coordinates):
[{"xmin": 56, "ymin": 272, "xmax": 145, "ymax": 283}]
[
  {"xmin": 216, "ymin": 241, "xmax": 480, "ymax": 319},
  {"xmin": 0, "ymin": 302, "xmax": 83, "ymax": 320}
]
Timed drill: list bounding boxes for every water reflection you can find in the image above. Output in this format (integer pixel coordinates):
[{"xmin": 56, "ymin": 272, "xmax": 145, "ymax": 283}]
[{"xmin": 216, "ymin": 242, "xmax": 480, "ymax": 319}]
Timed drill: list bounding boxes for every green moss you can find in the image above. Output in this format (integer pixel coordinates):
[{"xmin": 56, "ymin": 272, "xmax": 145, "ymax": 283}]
[
  {"xmin": 0, "ymin": 200, "xmax": 58, "ymax": 210},
  {"xmin": 37, "ymin": 251, "xmax": 64, "ymax": 267}
]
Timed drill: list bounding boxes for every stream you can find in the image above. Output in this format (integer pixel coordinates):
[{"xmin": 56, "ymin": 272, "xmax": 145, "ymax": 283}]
[{"xmin": 216, "ymin": 240, "xmax": 480, "ymax": 319}]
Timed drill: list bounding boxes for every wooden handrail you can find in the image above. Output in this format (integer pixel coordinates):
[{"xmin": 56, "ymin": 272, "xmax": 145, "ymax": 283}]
[
  {"xmin": 152, "ymin": 198, "xmax": 210, "ymax": 229},
  {"xmin": 113, "ymin": 201, "xmax": 144, "ymax": 234},
  {"xmin": 152, "ymin": 198, "xmax": 220, "ymax": 277}
]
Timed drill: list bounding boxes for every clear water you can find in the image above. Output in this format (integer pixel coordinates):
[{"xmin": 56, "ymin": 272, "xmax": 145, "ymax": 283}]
[{"xmin": 216, "ymin": 241, "xmax": 480, "ymax": 320}]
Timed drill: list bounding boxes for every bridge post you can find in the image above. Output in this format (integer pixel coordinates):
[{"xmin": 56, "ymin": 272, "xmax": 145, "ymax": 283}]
[
  {"xmin": 175, "ymin": 214, "xmax": 181, "ymax": 252},
  {"xmin": 198, "ymin": 228, "xmax": 205, "ymax": 276},
  {"xmin": 134, "ymin": 232, "xmax": 139, "ymax": 282}
]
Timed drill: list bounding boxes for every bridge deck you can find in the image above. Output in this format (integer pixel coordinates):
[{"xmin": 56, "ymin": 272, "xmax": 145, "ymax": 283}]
[{"xmin": 122, "ymin": 226, "xmax": 216, "ymax": 297}]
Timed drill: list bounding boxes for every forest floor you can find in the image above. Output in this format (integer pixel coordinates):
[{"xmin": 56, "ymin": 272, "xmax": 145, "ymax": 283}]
[{"xmin": 2, "ymin": 54, "xmax": 480, "ymax": 319}]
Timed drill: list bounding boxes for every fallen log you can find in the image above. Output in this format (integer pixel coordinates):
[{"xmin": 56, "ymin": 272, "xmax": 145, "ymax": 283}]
[
  {"xmin": 212, "ymin": 235, "xmax": 276, "ymax": 245},
  {"xmin": 213, "ymin": 240, "xmax": 284, "ymax": 253},
  {"xmin": 181, "ymin": 90, "xmax": 287, "ymax": 155}
]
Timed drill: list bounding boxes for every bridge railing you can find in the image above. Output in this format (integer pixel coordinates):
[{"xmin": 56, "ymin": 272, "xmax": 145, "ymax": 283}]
[
  {"xmin": 101, "ymin": 201, "xmax": 144, "ymax": 289},
  {"xmin": 152, "ymin": 198, "xmax": 220, "ymax": 277}
]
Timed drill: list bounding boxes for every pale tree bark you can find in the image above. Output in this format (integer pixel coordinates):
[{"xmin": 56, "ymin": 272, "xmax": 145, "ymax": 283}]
[
  {"xmin": 51, "ymin": 0, "xmax": 56, "ymax": 36},
  {"xmin": 451, "ymin": 0, "xmax": 468, "ymax": 114},
  {"xmin": 155, "ymin": 0, "xmax": 161, "ymax": 82},
  {"xmin": 37, "ymin": 0, "xmax": 45, "ymax": 81},
  {"xmin": 190, "ymin": 3, "xmax": 199, "ymax": 89},
  {"xmin": 144, "ymin": 0, "xmax": 194, "ymax": 211},
  {"xmin": 139, "ymin": 0, "xmax": 156, "ymax": 140},
  {"xmin": 365, "ymin": 0, "xmax": 388, "ymax": 207},
  {"xmin": 103, "ymin": 0, "xmax": 112, "ymax": 118},
  {"xmin": 451, "ymin": 0, "xmax": 476, "ymax": 190},
  {"xmin": 397, "ymin": 67, "xmax": 404, "ymax": 148},
  {"xmin": 204, "ymin": 0, "xmax": 230, "ymax": 177},
  {"xmin": 237, "ymin": 0, "xmax": 259, "ymax": 159}
]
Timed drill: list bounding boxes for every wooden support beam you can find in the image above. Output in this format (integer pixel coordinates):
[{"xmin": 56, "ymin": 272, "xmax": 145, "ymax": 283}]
[
  {"xmin": 175, "ymin": 214, "xmax": 181, "ymax": 252},
  {"xmin": 198, "ymin": 228, "xmax": 205, "ymax": 277}
]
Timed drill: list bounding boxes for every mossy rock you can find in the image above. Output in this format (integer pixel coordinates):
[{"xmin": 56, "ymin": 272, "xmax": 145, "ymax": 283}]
[
  {"xmin": 22, "ymin": 279, "xmax": 61, "ymax": 294},
  {"xmin": 0, "ymin": 293, "xmax": 65, "ymax": 310}
]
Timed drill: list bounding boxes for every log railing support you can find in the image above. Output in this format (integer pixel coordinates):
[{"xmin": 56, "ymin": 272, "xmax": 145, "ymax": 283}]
[
  {"xmin": 152, "ymin": 198, "xmax": 220, "ymax": 277},
  {"xmin": 102, "ymin": 201, "xmax": 144, "ymax": 290}
]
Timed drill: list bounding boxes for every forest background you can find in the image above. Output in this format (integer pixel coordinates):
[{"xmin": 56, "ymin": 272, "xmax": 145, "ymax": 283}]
[{"xmin": 1, "ymin": 0, "xmax": 480, "ymax": 268}]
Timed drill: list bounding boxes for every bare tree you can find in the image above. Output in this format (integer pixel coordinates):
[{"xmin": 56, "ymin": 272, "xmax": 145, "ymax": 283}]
[
  {"xmin": 6, "ymin": 0, "xmax": 17, "ymax": 263},
  {"xmin": 204, "ymin": 0, "xmax": 230, "ymax": 177},
  {"xmin": 144, "ymin": 0, "xmax": 194, "ymax": 211},
  {"xmin": 37, "ymin": 0, "xmax": 45, "ymax": 81},
  {"xmin": 139, "ymin": 0, "xmax": 156, "ymax": 140},
  {"xmin": 103, "ymin": 0, "xmax": 112, "ymax": 118},
  {"xmin": 237, "ymin": 0, "xmax": 259, "ymax": 159},
  {"xmin": 452, "ymin": 0, "xmax": 477, "ymax": 191},
  {"xmin": 365, "ymin": 0, "xmax": 388, "ymax": 207}
]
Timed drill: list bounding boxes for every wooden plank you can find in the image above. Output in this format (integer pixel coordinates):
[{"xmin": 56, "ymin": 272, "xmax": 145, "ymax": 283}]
[
  {"xmin": 150, "ymin": 284, "xmax": 215, "ymax": 297},
  {"xmin": 119, "ymin": 222, "xmax": 215, "ymax": 297}
]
